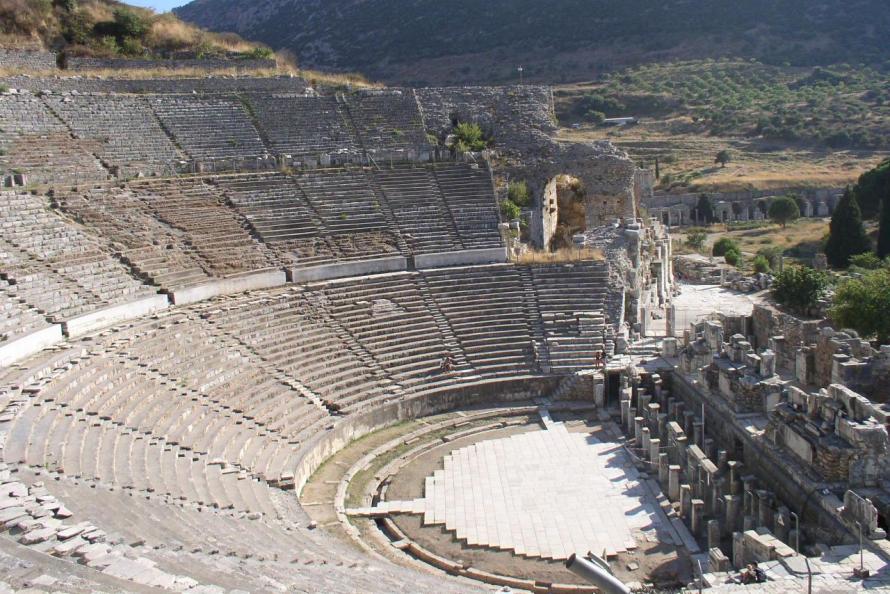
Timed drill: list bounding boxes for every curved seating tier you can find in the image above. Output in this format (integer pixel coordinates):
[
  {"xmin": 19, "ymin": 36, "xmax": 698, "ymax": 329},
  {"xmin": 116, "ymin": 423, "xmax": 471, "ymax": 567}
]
[
  {"xmin": 46, "ymin": 95, "xmax": 183, "ymax": 177},
  {"xmin": 0, "ymin": 191, "xmax": 156, "ymax": 323},
  {"xmin": 151, "ymin": 96, "xmax": 268, "ymax": 161},
  {"xmin": 0, "ymin": 260, "xmax": 612, "ymax": 592},
  {"xmin": 0, "ymin": 95, "xmax": 107, "ymax": 185}
]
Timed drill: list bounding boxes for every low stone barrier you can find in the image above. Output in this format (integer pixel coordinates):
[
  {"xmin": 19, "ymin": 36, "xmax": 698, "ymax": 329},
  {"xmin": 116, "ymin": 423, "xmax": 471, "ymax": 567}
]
[
  {"xmin": 170, "ymin": 269, "xmax": 287, "ymax": 305},
  {"xmin": 0, "ymin": 325, "xmax": 64, "ymax": 367},
  {"xmin": 62, "ymin": 294, "xmax": 169, "ymax": 338},
  {"xmin": 66, "ymin": 57, "xmax": 277, "ymax": 72},
  {"xmin": 286, "ymin": 257, "xmax": 407, "ymax": 283},
  {"xmin": 414, "ymin": 247, "xmax": 508, "ymax": 269}
]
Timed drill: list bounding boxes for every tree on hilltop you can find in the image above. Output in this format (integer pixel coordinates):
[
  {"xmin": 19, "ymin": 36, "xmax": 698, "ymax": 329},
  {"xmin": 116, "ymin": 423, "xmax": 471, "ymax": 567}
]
[
  {"xmin": 715, "ymin": 150, "xmax": 731, "ymax": 168},
  {"xmin": 825, "ymin": 188, "xmax": 871, "ymax": 268},
  {"xmin": 768, "ymin": 195, "xmax": 800, "ymax": 228}
]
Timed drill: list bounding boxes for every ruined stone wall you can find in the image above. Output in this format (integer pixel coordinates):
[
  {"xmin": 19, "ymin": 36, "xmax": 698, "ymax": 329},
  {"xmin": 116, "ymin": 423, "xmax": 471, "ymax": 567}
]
[
  {"xmin": 751, "ymin": 304, "xmax": 823, "ymax": 357},
  {"xmin": 66, "ymin": 57, "xmax": 277, "ymax": 72},
  {"xmin": 0, "ymin": 76, "xmax": 310, "ymax": 95},
  {"xmin": 416, "ymin": 86, "xmax": 637, "ymax": 247},
  {"xmin": 0, "ymin": 49, "xmax": 57, "ymax": 71}
]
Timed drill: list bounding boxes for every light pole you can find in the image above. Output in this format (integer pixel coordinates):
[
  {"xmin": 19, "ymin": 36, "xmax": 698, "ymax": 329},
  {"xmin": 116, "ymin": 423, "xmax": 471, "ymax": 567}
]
[
  {"xmin": 790, "ymin": 511, "xmax": 799, "ymax": 554},
  {"xmin": 517, "ymin": 66, "xmax": 524, "ymax": 85}
]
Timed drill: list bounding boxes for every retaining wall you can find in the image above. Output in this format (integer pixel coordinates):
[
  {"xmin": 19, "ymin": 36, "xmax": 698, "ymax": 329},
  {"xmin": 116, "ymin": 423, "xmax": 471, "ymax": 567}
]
[
  {"xmin": 170, "ymin": 269, "xmax": 287, "ymax": 305},
  {"xmin": 292, "ymin": 375, "xmax": 563, "ymax": 494},
  {"xmin": 286, "ymin": 257, "xmax": 408, "ymax": 283},
  {"xmin": 62, "ymin": 294, "xmax": 169, "ymax": 338},
  {"xmin": 0, "ymin": 325, "xmax": 64, "ymax": 367},
  {"xmin": 414, "ymin": 247, "xmax": 509, "ymax": 269}
]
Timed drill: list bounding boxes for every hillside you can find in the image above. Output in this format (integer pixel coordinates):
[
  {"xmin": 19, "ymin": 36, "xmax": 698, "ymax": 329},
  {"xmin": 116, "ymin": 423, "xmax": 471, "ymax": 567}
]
[
  {"xmin": 0, "ymin": 0, "xmax": 272, "ymax": 64},
  {"xmin": 175, "ymin": 0, "xmax": 890, "ymax": 85}
]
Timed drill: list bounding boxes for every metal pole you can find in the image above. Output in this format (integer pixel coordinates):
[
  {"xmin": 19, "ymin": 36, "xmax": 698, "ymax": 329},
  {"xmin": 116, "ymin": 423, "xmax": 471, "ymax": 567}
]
[
  {"xmin": 805, "ymin": 556, "xmax": 812, "ymax": 594},
  {"xmin": 697, "ymin": 559, "xmax": 704, "ymax": 594},
  {"xmin": 790, "ymin": 511, "xmax": 799, "ymax": 554}
]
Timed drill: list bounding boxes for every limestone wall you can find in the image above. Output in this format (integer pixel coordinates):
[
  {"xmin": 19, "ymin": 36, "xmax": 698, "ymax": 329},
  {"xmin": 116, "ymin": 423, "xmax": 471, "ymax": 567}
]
[
  {"xmin": 66, "ymin": 57, "xmax": 277, "ymax": 72},
  {"xmin": 0, "ymin": 76, "xmax": 310, "ymax": 95},
  {"xmin": 0, "ymin": 49, "xmax": 56, "ymax": 71}
]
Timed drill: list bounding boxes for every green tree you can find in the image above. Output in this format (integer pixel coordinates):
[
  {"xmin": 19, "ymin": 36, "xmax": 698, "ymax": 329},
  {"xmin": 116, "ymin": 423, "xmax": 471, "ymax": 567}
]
[
  {"xmin": 715, "ymin": 150, "xmax": 731, "ymax": 168},
  {"xmin": 695, "ymin": 194, "xmax": 715, "ymax": 224},
  {"xmin": 849, "ymin": 252, "xmax": 882, "ymax": 270},
  {"xmin": 772, "ymin": 266, "xmax": 829, "ymax": 314},
  {"xmin": 507, "ymin": 180, "xmax": 531, "ymax": 207},
  {"xmin": 831, "ymin": 269, "xmax": 890, "ymax": 344},
  {"xmin": 712, "ymin": 237, "xmax": 739, "ymax": 257},
  {"xmin": 825, "ymin": 188, "xmax": 871, "ymax": 267},
  {"xmin": 852, "ymin": 159, "xmax": 890, "ymax": 219},
  {"xmin": 879, "ymin": 196, "xmax": 890, "ymax": 259},
  {"xmin": 768, "ymin": 195, "xmax": 800, "ymax": 228}
]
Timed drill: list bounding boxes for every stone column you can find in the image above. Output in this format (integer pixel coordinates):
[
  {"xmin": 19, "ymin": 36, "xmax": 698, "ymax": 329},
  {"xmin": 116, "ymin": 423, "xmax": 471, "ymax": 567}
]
[
  {"xmin": 641, "ymin": 427, "xmax": 651, "ymax": 453},
  {"xmin": 649, "ymin": 438, "xmax": 661, "ymax": 463},
  {"xmin": 658, "ymin": 453, "xmax": 669, "ymax": 486},
  {"xmin": 668, "ymin": 465, "xmax": 682, "ymax": 501},
  {"xmin": 707, "ymin": 519, "xmax": 721, "ymax": 550},
  {"xmin": 724, "ymin": 495, "xmax": 739, "ymax": 535},
  {"xmin": 691, "ymin": 499, "xmax": 705, "ymax": 535},
  {"xmin": 634, "ymin": 416, "xmax": 645, "ymax": 444},
  {"xmin": 727, "ymin": 461, "xmax": 742, "ymax": 495},
  {"xmin": 680, "ymin": 484, "xmax": 693, "ymax": 519}
]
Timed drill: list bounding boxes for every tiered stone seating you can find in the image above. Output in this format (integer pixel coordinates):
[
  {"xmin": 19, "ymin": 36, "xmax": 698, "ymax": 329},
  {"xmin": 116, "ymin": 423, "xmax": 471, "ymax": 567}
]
[
  {"xmin": 112, "ymin": 312, "xmax": 327, "ymax": 447},
  {"xmin": 130, "ymin": 178, "xmax": 275, "ymax": 276},
  {"xmin": 199, "ymin": 288, "xmax": 392, "ymax": 410},
  {"xmin": 344, "ymin": 91, "xmax": 431, "ymax": 155},
  {"xmin": 213, "ymin": 172, "xmax": 332, "ymax": 265},
  {"xmin": 531, "ymin": 262, "xmax": 609, "ymax": 371},
  {"xmin": 297, "ymin": 168, "xmax": 401, "ymax": 260},
  {"xmin": 421, "ymin": 265, "xmax": 536, "ymax": 374},
  {"xmin": 0, "ymin": 279, "xmax": 49, "ymax": 343},
  {"xmin": 432, "ymin": 162, "xmax": 502, "ymax": 249},
  {"xmin": 151, "ymin": 96, "xmax": 268, "ymax": 161},
  {"xmin": 0, "ymin": 94, "xmax": 107, "ymax": 185},
  {"xmin": 57, "ymin": 187, "xmax": 212, "ymax": 289},
  {"xmin": 315, "ymin": 274, "xmax": 453, "ymax": 393},
  {"xmin": 374, "ymin": 165, "xmax": 461, "ymax": 253},
  {"xmin": 46, "ymin": 95, "xmax": 182, "ymax": 177},
  {"xmin": 0, "ymin": 191, "xmax": 154, "ymax": 321},
  {"xmin": 248, "ymin": 95, "xmax": 358, "ymax": 160}
]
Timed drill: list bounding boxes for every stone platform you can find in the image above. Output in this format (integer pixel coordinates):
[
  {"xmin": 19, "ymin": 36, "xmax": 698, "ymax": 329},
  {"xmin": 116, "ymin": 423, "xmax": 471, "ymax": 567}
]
[{"xmin": 356, "ymin": 418, "xmax": 667, "ymax": 561}]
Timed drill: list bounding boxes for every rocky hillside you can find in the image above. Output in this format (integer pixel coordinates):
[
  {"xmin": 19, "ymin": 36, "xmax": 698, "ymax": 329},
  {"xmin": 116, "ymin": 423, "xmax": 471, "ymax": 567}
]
[
  {"xmin": 0, "ymin": 0, "xmax": 271, "ymax": 63},
  {"xmin": 175, "ymin": 0, "xmax": 890, "ymax": 85}
]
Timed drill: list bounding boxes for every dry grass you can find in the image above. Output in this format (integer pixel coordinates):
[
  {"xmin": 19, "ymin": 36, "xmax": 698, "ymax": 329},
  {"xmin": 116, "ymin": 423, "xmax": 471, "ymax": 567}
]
[
  {"xmin": 0, "ymin": 64, "xmax": 376, "ymax": 89},
  {"xmin": 513, "ymin": 247, "xmax": 604, "ymax": 264},
  {"xmin": 558, "ymin": 126, "xmax": 889, "ymax": 192}
]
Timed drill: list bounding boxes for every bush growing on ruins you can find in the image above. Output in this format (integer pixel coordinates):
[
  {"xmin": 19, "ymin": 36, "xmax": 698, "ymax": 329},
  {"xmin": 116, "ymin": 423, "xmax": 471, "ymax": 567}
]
[
  {"xmin": 825, "ymin": 188, "xmax": 871, "ymax": 268},
  {"xmin": 753, "ymin": 254, "xmax": 771, "ymax": 273},
  {"xmin": 500, "ymin": 200, "xmax": 521, "ymax": 221},
  {"xmin": 685, "ymin": 231, "xmax": 706, "ymax": 250},
  {"xmin": 849, "ymin": 252, "xmax": 883, "ymax": 270},
  {"xmin": 831, "ymin": 269, "xmax": 890, "ymax": 344},
  {"xmin": 772, "ymin": 266, "xmax": 828, "ymax": 314},
  {"xmin": 508, "ymin": 181, "xmax": 531, "ymax": 207},
  {"xmin": 712, "ymin": 237, "xmax": 739, "ymax": 257},
  {"xmin": 453, "ymin": 122, "xmax": 487, "ymax": 153},
  {"xmin": 768, "ymin": 195, "xmax": 800, "ymax": 228},
  {"xmin": 724, "ymin": 248, "xmax": 742, "ymax": 267},
  {"xmin": 757, "ymin": 246, "xmax": 783, "ymax": 270}
]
